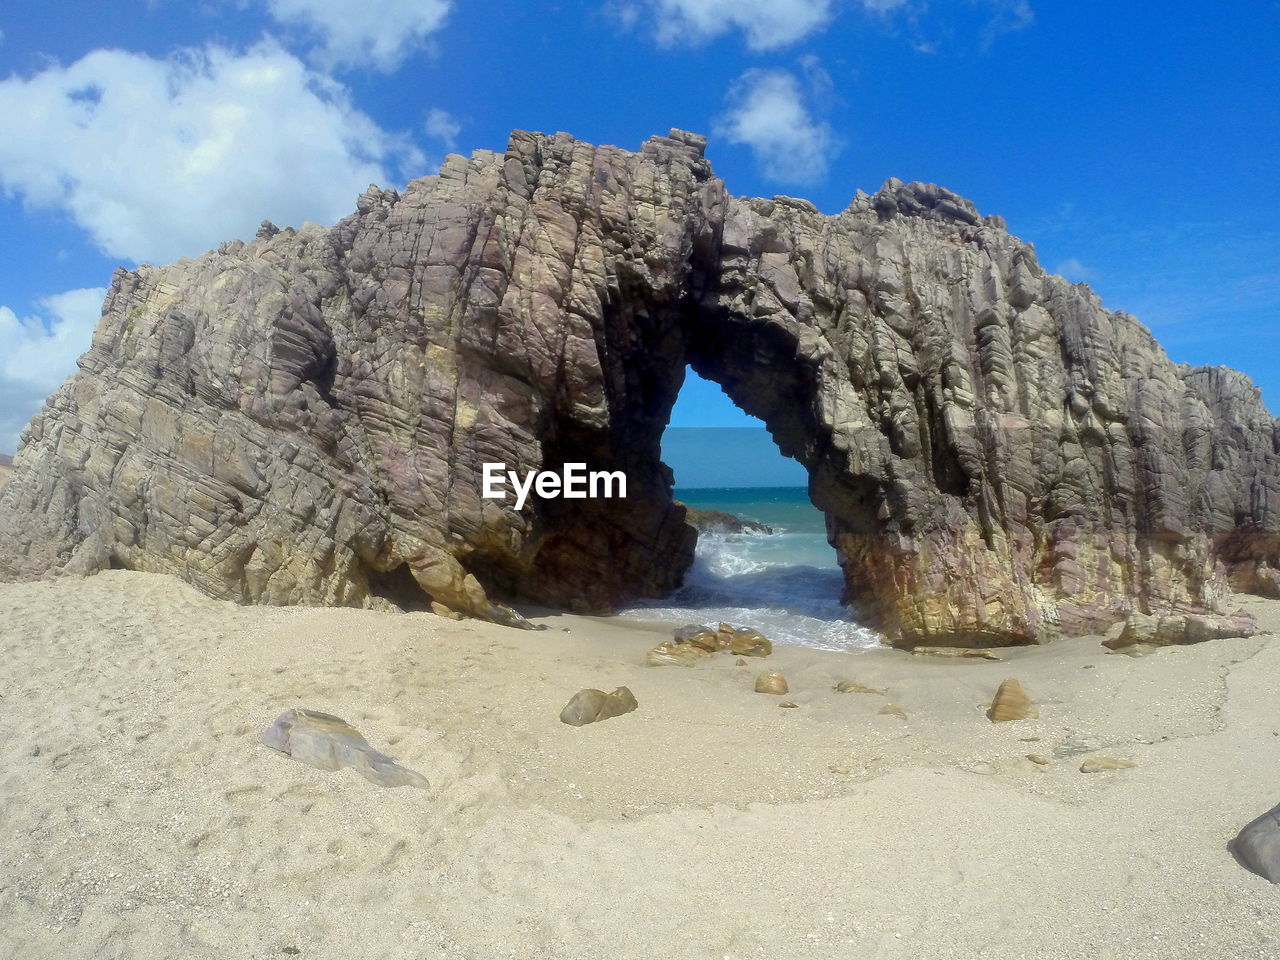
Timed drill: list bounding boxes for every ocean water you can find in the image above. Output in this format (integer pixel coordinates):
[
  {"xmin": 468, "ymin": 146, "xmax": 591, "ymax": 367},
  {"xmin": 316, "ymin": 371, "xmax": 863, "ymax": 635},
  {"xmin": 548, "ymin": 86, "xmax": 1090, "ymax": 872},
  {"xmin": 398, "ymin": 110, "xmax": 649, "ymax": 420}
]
[{"xmin": 621, "ymin": 487, "xmax": 881, "ymax": 652}]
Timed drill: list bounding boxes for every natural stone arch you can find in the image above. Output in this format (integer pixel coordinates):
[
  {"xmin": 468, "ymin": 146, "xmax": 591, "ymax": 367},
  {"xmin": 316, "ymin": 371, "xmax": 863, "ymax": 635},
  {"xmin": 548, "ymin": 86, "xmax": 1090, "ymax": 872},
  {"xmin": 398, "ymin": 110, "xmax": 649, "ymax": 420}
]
[{"xmin": 1, "ymin": 128, "xmax": 1276, "ymax": 647}]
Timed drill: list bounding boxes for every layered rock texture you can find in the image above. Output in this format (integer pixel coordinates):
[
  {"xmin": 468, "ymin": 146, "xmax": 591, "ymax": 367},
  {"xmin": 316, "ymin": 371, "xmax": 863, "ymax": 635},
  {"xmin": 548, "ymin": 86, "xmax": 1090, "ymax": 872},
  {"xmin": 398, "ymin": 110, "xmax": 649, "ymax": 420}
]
[{"xmin": 2, "ymin": 129, "xmax": 1278, "ymax": 646}]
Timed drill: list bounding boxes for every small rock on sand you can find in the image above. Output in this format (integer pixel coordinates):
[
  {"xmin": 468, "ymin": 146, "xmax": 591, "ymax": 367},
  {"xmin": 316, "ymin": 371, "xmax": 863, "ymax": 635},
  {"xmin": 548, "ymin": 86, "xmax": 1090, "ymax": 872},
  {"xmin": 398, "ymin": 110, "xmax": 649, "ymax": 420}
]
[
  {"xmin": 674, "ymin": 624, "xmax": 727, "ymax": 652},
  {"xmin": 646, "ymin": 640, "xmax": 710, "ymax": 667},
  {"xmin": 1079, "ymin": 756, "xmax": 1136, "ymax": 773},
  {"xmin": 1027, "ymin": 754, "xmax": 1050, "ymax": 765},
  {"xmin": 727, "ymin": 627, "xmax": 772, "ymax": 658},
  {"xmin": 987, "ymin": 678, "xmax": 1038, "ymax": 722},
  {"xmin": 261, "ymin": 708, "xmax": 430, "ymax": 789},
  {"xmin": 560, "ymin": 687, "xmax": 639, "ymax": 726},
  {"xmin": 755, "ymin": 672, "xmax": 788, "ymax": 695},
  {"xmin": 1232, "ymin": 802, "xmax": 1280, "ymax": 883},
  {"xmin": 834, "ymin": 680, "xmax": 884, "ymax": 695},
  {"xmin": 911, "ymin": 646, "xmax": 1002, "ymax": 661}
]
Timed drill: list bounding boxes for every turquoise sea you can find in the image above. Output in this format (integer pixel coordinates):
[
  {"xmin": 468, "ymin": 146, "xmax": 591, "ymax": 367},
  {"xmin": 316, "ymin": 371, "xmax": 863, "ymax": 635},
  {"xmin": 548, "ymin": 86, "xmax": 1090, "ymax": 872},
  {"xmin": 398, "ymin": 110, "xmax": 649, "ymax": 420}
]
[{"xmin": 621, "ymin": 486, "xmax": 880, "ymax": 652}]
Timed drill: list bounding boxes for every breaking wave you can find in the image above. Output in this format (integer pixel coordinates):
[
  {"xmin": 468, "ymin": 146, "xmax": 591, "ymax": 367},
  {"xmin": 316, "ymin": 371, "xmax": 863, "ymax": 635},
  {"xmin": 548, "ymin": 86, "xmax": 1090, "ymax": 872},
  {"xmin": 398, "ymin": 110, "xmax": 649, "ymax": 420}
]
[{"xmin": 621, "ymin": 525, "xmax": 880, "ymax": 653}]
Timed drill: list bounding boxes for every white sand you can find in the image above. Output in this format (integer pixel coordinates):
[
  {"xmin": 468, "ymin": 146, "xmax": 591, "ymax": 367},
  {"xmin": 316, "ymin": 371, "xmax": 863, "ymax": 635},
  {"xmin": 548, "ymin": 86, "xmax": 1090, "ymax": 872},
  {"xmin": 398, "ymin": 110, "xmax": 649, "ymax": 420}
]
[{"xmin": 1, "ymin": 570, "xmax": 1277, "ymax": 959}]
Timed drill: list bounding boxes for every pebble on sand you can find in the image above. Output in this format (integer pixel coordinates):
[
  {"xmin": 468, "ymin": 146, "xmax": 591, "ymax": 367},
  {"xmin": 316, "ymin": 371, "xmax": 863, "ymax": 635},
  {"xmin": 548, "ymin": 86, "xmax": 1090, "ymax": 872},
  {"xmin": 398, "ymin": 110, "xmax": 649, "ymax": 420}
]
[
  {"xmin": 755, "ymin": 672, "xmax": 788, "ymax": 695},
  {"xmin": 987, "ymin": 678, "xmax": 1038, "ymax": 722},
  {"xmin": 834, "ymin": 680, "xmax": 884, "ymax": 695},
  {"xmin": 560, "ymin": 687, "xmax": 639, "ymax": 727},
  {"xmin": 1079, "ymin": 756, "xmax": 1136, "ymax": 773}
]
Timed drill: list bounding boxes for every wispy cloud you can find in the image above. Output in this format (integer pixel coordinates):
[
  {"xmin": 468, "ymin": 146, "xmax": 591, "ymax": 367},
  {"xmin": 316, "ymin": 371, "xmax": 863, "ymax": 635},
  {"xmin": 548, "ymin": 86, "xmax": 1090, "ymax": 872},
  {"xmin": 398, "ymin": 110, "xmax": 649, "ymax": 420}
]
[
  {"xmin": 261, "ymin": 0, "xmax": 452, "ymax": 72},
  {"xmin": 425, "ymin": 107, "xmax": 461, "ymax": 150},
  {"xmin": 714, "ymin": 67, "xmax": 838, "ymax": 183},
  {"xmin": 1052, "ymin": 257, "xmax": 1095, "ymax": 282},
  {"xmin": 980, "ymin": 0, "xmax": 1034, "ymax": 50}
]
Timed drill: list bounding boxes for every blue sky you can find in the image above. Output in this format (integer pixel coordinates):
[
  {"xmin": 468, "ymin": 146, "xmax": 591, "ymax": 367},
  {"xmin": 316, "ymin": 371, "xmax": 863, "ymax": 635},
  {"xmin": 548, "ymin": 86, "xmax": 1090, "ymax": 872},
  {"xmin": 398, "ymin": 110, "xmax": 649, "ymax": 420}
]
[{"xmin": 0, "ymin": 0, "xmax": 1277, "ymax": 450}]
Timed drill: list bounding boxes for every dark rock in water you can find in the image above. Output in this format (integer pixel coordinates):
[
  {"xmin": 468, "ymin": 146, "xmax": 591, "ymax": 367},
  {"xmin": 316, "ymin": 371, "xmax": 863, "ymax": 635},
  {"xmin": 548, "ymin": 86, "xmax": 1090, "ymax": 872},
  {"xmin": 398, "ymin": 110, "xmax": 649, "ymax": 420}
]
[
  {"xmin": 261, "ymin": 708, "xmax": 429, "ymax": 789},
  {"xmin": 1233, "ymin": 802, "xmax": 1280, "ymax": 883},
  {"xmin": 2, "ymin": 128, "xmax": 1278, "ymax": 649},
  {"xmin": 559, "ymin": 686, "xmax": 638, "ymax": 726},
  {"xmin": 677, "ymin": 503, "xmax": 773, "ymax": 535}
]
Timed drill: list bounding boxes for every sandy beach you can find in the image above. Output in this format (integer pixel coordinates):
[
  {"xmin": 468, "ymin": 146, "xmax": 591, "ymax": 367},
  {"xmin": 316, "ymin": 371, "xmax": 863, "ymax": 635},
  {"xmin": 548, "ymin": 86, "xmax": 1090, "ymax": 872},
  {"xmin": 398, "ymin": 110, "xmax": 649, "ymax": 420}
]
[{"xmin": 0, "ymin": 570, "xmax": 1275, "ymax": 959}]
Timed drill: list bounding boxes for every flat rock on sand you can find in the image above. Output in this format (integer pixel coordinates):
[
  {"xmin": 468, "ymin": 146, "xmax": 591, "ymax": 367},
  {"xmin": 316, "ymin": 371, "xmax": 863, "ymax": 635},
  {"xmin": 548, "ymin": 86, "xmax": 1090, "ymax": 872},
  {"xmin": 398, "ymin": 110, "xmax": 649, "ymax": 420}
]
[
  {"xmin": 1233, "ymin": 802, "xmax": 1280, "ymax": 883},
  {"xmin": 261, "ymin": 708, "xmax": 429, "ymax": 789}
]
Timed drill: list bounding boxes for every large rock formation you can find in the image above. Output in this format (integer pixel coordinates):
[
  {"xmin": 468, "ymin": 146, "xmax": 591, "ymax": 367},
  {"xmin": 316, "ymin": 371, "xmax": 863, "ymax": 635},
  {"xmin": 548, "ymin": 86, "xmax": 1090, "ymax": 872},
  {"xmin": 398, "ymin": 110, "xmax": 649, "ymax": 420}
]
[{"xmin": 1, "ymin": 129, "xmax": 1277, "ymax": 646}]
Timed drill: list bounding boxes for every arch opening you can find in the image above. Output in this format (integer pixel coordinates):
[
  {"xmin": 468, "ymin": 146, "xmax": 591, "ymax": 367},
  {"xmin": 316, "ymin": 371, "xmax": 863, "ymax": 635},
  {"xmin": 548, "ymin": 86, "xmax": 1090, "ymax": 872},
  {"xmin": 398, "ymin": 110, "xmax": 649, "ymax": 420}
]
[{"xmin": 620, "ymin": 366, "xmax": 879, "ymax": 651}]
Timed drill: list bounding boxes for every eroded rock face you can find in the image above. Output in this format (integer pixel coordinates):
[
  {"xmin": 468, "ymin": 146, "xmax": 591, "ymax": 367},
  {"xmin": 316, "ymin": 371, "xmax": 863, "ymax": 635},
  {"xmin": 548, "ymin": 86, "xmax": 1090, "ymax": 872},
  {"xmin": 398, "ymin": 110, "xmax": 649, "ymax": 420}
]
[{"xmin": 1, "ymin": 129, "xmax": 1278, "ymax": 646}]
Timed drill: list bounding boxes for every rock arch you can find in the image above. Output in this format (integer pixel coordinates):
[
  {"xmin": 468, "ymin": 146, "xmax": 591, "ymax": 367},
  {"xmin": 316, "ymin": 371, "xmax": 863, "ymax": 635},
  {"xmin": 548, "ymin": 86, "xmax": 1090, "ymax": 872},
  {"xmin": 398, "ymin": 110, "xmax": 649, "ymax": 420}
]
[{"xmin": 2, "ymin": 129, "xmax": 1277, "ymax": 646}]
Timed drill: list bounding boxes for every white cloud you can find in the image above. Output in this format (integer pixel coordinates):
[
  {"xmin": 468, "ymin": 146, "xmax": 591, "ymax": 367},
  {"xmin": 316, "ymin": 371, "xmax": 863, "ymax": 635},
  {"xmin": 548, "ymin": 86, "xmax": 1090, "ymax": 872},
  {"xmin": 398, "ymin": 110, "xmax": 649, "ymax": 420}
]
[
  {"xmin": 264, "ymin": 0, "xmax": 452, "ymax": 71},
  {"xmin": 0, "ymin": 42, "xmax": 422, "ymax": 265},
  {"xmin": 1054, "ymin": 257, "xmax": 1095, "ymax": 283},
  {"xmin": 622, "ymin": 0, "xmax": 913, "ymax": 49},
  {"xmin": 714, "ymin": 68, "xmax": 837, "ymax": 183},
  {"xmin": 0, "ymin": 287, "xmax": 107, "ymax": 453},
  {"xmin": 639, "ymin": 0, "xmax": 835, "ymax": 50},
  {"xmin": 425, "ymin": 107, "xmax": 461, "ymax": 149}
]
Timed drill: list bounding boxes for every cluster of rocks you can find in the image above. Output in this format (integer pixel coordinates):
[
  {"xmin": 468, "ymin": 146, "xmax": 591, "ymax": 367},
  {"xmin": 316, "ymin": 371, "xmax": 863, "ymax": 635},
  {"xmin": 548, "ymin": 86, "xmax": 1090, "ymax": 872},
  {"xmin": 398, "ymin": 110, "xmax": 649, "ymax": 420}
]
[
  {"xmin": 1, "ymin": 128, "xmax": 1277, "ymax": 649},
  {"xmin": 984, "ymin": 679, "xmax": 1141, "ymax": 773},
  {"xmin": 646, "ymin": 622, "xmax": 773, "ymax": 666}
]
